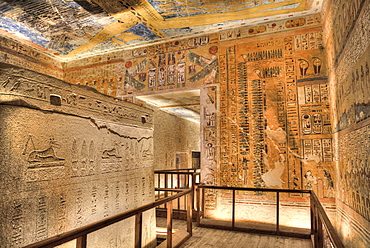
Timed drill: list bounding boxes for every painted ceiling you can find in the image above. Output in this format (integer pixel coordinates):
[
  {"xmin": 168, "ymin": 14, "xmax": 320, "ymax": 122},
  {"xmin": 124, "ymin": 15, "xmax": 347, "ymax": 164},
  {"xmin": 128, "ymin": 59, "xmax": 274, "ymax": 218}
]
[{"xmin": 0, "ymin": 0, "xmax": 323, "ymax": 60}]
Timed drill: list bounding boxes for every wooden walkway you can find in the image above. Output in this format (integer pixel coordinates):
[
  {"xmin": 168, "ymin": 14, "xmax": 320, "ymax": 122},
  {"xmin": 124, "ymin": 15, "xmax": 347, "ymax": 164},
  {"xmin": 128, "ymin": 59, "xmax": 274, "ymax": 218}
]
[{"xmin": 156, "ymin": 218, "xmax": 312, "ymax": 248}]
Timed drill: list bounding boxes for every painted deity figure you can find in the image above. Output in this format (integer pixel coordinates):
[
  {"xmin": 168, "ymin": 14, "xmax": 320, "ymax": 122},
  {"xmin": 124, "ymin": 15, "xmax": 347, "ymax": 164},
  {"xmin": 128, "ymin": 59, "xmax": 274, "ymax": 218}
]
[
  {"xmin": 323, "ymin": 170, "xmax": 334, "ymax": 197},
  {"xmin": 304, "ymin": 170, "xmax": 317, "ymax": 190}
]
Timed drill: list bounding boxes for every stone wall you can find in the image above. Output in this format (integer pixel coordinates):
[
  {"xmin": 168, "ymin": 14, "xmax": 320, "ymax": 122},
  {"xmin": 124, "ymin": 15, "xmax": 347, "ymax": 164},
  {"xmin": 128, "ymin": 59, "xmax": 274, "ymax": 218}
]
[
  {"xmin": 0, "ymin": 35, "xmax": 64, "ymax": 80},
  {"xmin": 322, "ymin": 0, "xmax": 370, "ymax": 246},
  {"xmin": 0, "ymin": 62, "xmax": 156, "ymax": 247},
  {"xmin": 64, "ymin": 14, "xmax": 334, "ymax": 195},
  {"xmin": 153, "ymin": 107, "xmax": 200, "ymax": 170}
]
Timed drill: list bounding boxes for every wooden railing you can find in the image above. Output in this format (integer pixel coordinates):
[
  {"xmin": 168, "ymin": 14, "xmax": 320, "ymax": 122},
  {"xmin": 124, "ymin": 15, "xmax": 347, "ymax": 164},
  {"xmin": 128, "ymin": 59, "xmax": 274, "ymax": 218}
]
[
  {"xmin": 154, "ymin": 169, "xmax": 200, "ymax": 219},
  {"xmin": 23, "ymin": 188, "xmax": 193, "ymax": 248},
  {"xmin": 197, "ymin": 185, "xmax": 344, "ymax": 248},
  {"xmin": 310, "ymin": 190, "xmax": 344, "ymax": 248},
  {"xmin": 24, "ymin": 173, "xmax": 344, "ymax": 248}
]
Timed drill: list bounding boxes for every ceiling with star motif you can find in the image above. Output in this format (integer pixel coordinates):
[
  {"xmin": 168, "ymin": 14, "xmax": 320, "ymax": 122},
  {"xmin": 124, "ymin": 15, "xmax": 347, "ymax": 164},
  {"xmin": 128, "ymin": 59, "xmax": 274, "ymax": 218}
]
[{"xmin": 0, "ymin": 0, "xmax": 322, "ymax": 60}]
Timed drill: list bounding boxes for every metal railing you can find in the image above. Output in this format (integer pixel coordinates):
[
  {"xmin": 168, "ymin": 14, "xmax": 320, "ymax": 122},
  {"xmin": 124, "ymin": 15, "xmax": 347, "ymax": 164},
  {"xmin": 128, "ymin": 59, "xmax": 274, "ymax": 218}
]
[
  {"xmin": 197, "ymin": 185, "xmax": 344, "ymax": 248},
  {"xmin": 23, "ymin": 188, "xmax": 193, "ymax": 248}
]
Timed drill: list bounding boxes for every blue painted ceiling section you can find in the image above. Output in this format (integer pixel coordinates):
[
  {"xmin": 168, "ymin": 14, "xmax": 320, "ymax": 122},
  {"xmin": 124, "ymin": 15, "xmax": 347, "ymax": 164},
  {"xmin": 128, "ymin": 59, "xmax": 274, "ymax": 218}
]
[
  {"xmin": 148, "ymin": 0, "xmax": 288, "ymax": 19},
  {"xmin": 0, "ymin": 0, "xmax": 316, "ymax": 59},
  {"xmin": 0, "ymin": 0, "xmax": 115, "ymax": 55}
]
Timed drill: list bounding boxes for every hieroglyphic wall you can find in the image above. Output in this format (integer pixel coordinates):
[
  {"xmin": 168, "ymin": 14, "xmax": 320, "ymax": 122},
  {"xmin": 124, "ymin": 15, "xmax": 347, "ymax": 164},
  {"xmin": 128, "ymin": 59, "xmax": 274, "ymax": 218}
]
[
  {"xmin": 64, "ymin": 35, "xmax": 218, "ymax": 97},
  {"xmin": 322, "ymin": 0, "xmax": 370, "ymax": 246},
  {"xmin": 62, "ymin": 13, "xmax": 337, "ymax": 214},
  {"xmin": 331, "ymin": 0, "xmax": 364, "ymax": 61},
  {"xmin": 64, "ymin": 14, "xmax": 323, "ymax": 99},
  {"xmin": 0, "ymin": 63, "xmax": 156, "ymax": 247},
  {"xmin": 0, "ymin": 35, "xmax": 64, "ymax": 80},
  {"xmin": 215, "ymin": 29, "xmax": 334, "ymax": 195},
  {"xmin": 63, "ymin": 14, "xmax": 327, "ymax": 188},
  {"xmin": 62, "ymin": 13, "xmax": 335, "ymax": 194},
  {"xmin": 200, "ymin": 85, "xmax": 218, "ymax": 209}
]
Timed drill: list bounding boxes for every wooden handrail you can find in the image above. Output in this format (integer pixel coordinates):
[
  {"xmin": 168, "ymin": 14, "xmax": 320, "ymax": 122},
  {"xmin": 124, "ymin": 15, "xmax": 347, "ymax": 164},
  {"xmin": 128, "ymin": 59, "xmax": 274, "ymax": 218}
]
[
  {"xmin": 155, "ymin": 171, "xmax": 200, "ymax": 175},
  {"xmin": 155, "ymin": 168, "xmax": 199, "ymax": 172},
  {"xmin": 24, "ymin": 188, "xmax": 192, "ymax": 248},
  {"xmin": 155, "ymin": 188, "xmax": 185, "ymax": 192},
  {"xmin": 198, "ymin": 184, "xmax": 310, "ymax": 194},
  {"xmin": 198, "ymin": 185, "xmax": 344, "ymax": 248},
  {"xmin": 310, "ymin": 191, "xmax": 345, "ymax": 248},
  {"xmin": 27, "ymin": 180, "xmax": 343, "ymax": 248}
]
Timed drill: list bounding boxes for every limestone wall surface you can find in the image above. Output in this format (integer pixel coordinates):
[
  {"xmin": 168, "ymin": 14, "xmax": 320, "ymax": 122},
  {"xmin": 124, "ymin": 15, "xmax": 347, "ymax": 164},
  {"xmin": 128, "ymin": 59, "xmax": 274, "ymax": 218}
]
[
  {"xmin": 153, "ymin": 107, "xmax": 200, "ymax": 170},
  {"xmin": 0, "ymin": 63, "xmax": 156, "ymax": 247},
  {"xmin": 322, "ymin": 0, "xmax": 370, "ymax": 246}
]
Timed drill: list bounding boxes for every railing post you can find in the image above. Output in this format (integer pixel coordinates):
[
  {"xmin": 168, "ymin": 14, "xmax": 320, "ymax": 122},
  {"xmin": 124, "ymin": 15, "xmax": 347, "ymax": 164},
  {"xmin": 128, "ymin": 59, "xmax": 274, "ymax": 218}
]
[
  {"xmin": 276, "ymin": 191, "xmax": 280, "ymax": 234},
  {"xmin": 158, "ymin": 173, "xmax": 162, "ymax": 201},
  {"xmin": 192, "ymin": 174, "xmax": 196, "ymax": 216},
  {"xmin": 157, "ymin": 173, "xmax": 161, "ymax": 188},
  {"xmin": 186, "ymin": 173, "xmax": 189, "ymax": 188},
  {"xmin": 315, "ymin": 208, "xmax": 321, "ymax": 248},
  {"xmin": 177, "ymin": 173, "xmax": 180, "ymax": 210},
  {"xmin": 201, "ymin": 187, "xmax": 205, "ymax": 220},
  {"xmin": 317, "ymin": 216, "xmax": 323, "ymax": 248},
  {"xmin": 171, "ymin": 173, "xmax": 174, "ymax": 189},
  {"xmin": 76, "ymin": 235, "xmax": 87, "ymax": 248},
  {"xmin": 232, "ymin": 189, "xmax": 235, "ymax": 229},
  {"xmin": 196, "ymin": 186, "xmax": 201, "ymax": 222},
  {"xmin": 187, "ymin": 192, "xmax": 193, "ymax": 236},
  {"xmin": 165, "ymin": 174, "xmax": 168, "ymax": 202},
  {"xmin": 310, "ymin": 193, "xmax": 315, "ymax": 235},
  {"xmin": 135, "ymin": 213, "xmax": 142, "ymax": 248},
  {"xmin": 167, "ymin": 201, "xmax": 173, "ymax": 248}
]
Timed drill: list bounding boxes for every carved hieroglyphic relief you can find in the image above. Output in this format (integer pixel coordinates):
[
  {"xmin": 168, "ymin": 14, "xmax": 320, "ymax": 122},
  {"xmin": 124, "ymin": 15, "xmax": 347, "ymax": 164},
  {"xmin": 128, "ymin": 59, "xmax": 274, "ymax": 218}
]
[
  {"xmin": 71, "ymin": 139, "xmax": 96, "ymax": 177},
  {"xmin": 322, "ymin": 1, "xmax": 370, "ymax": 246},
  {"xmin": 0, "ymin": 63, "xmax": 153, "ymax": 129},
  {"xmin": 0, "ymin": 63, "xmax": 155, "ymax": 247},
  {"xmin": 337, "ymin": 125, "xmax": 370, "ymax": 221},
  {"xmin": 22, "ymin": 136, "xmax": 66, "ymax": 182},
  {"xmin": 64, "ymin": 14, "xmax": 321, "ymax": 99},
  {"xmin": 216, "ymin": 28, "xmax": 334, "ymax": 195},
  {"xmin": 0, "ymin": 36, "xmax": 63, "ymax": 80},
  {"xmin": 332, "ymin": 0, "xmax": 364, "ymax": 58},
  {"xmin": 335, "ymin": 47, "xmax": 370, "ymax": 132},
  {"xmin": 57, "ymin": 193, "xmax": 67, "ymax": 234},
  {"xmin": 36, "ymin": 196, "xmax": 48, "ymax": 241},
  {"xmin": 218, "ymin": 14, "xmax": 321, "ymax": 42},
  {"xmin": 328, "ymin": 0, "xmax": 370, "ymax": 231},
  {"xmin": 201, "ymin": 85, "xmax": 218, "ymax": 210},
  {"xmin": 11, "ymin": 200, "xmax": 24, "ymax": 246}
]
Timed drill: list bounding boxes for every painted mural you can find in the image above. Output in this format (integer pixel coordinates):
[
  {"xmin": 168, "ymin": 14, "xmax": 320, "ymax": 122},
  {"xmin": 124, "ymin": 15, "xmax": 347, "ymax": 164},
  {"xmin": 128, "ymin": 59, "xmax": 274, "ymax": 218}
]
[
  {"xmin": 65, "ymin": 14, "xmax": 334, "ymax": 199},
  {"xmin": 67, "ymin": 14, "xmax": 322, "ymax": 97},
  {"xmin": 216, "ymin": 30, "xmax": 333, "ymax": 193},
  {"xmin": 0, "ymin": 0, "xmax": 323, "ymax": 59}
]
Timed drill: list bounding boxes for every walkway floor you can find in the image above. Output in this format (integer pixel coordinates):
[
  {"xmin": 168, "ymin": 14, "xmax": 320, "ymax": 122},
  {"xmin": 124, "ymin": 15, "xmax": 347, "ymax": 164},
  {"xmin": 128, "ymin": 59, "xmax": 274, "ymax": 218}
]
[{"xmin": 156, "ymin": 218, "xmax": 312, "ymax": 248}]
